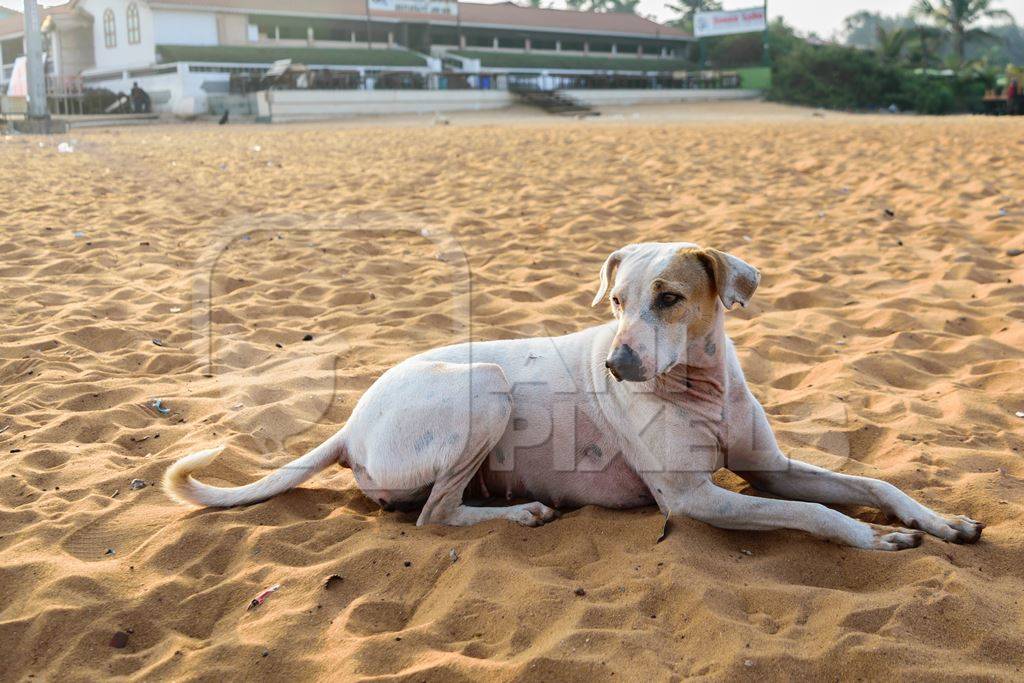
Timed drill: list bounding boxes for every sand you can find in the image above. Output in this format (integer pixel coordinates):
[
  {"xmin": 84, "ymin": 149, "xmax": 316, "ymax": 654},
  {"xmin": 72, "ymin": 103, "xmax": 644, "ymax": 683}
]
[{"xmin": 1, "ymin": 102, "xmax": 1023, "ymax": 681}]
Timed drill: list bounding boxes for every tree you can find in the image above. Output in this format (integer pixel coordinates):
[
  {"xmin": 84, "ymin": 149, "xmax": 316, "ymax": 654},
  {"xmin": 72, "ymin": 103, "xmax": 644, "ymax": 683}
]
[
  {"xmin": 665, "ymin": 0, "xmax": 721, "ymax": 33},
  {"xmin": 875, "ymin": 25, "xmax": 911, "ymax": 63},
  {"xmin": 913, "ymin": 0, "xmax": 1014, "ymax": 62}
]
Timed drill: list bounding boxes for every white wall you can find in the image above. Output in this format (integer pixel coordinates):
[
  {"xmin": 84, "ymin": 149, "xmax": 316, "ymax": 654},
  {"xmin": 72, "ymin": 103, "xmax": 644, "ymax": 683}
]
[
  {"xmin": 153, "ymin": 10, "xmax": 219, "ymax": 46},
  {"xmin": 84, "ymin": 64, "xmax": 228, "ymax": 116},
  {"xmin": 258, "ymin": 89, "xmax": 514, "ymax": 122},
  {"xmin": 567, "ymin": 89, "xmax": 762, "ymax": 106},
  {"xmin": 79, "ymin": 0, "xmax": 156, "ymax": 70}
]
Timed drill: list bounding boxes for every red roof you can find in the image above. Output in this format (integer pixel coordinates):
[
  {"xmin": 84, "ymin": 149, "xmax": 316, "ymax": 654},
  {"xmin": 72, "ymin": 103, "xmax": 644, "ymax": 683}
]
[{"xmin": 146, "ymin": 0, "xmax": 689, "ymax": 39}]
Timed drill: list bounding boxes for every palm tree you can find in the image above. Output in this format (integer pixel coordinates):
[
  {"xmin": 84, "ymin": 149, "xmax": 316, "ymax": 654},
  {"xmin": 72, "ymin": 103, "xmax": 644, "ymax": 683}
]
[
  {"xmin": 913, "ymin": 0, "xmax": 1014, "ymax": 63},
  {"xmin": 905, "ymin": 25, "xmax": 946, "ymax": 67},
  {"xmin": 665, "ymin": 0, "xmax": 722, "ymax": 32},
  {"xmin": 875, "ymin": 25, "xmax": 910, "ymax": 63}
]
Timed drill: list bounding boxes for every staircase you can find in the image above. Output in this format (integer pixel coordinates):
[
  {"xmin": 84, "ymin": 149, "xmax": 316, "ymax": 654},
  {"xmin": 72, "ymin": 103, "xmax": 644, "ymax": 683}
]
[{"xmin": 511, "ymin": 87, "xmax": 597, "ymax": 116}]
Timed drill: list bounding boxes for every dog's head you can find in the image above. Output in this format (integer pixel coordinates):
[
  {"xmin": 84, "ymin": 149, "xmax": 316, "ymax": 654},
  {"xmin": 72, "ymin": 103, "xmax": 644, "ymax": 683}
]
[{"xmin": 592, "ymin": 243, "xmax": 759, "ymax": 382}]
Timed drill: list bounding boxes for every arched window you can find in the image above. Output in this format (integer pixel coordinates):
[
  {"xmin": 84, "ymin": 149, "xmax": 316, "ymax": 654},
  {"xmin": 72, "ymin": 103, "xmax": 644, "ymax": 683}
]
[
  {"xmin": 103, "ymin": 9, "xmax": 117, "ymax": 48},
  {"xmin": 126, "ymin": 3, "xmax": 141, "ymax": 44}
]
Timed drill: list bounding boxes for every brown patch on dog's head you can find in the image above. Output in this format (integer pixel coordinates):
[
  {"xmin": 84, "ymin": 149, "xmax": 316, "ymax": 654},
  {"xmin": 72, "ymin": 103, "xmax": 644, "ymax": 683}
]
[
  {"xmin": 652, "ymin": 248, "xmax": 721, "ymax": 337},
  {"xmin": 660, "ymin": 247, "xmax": 760, "ymax": 312}
]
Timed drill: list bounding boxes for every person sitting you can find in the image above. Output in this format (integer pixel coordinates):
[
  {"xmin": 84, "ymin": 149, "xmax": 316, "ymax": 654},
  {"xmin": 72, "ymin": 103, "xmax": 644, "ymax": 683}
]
[{"xmin": 130, "ymin": 82, "xmax": 152, "ymax": 113}]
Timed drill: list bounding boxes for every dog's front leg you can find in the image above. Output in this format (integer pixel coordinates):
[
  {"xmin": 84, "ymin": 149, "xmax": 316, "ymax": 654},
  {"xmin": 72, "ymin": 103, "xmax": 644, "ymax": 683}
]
[
  {"xmin": 640, "ymin": 470, "xmax": 923, "ymax": 551},
  {"xmin": 726, "ymin": 394, "xmax": 984, "ymax": 544}
]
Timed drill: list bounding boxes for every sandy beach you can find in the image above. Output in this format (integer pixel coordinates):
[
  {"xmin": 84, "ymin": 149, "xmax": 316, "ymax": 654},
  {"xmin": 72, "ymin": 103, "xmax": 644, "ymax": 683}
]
[{"xmin": 1, "ymin": 101, "xmax": 1023, "ymax": 680}]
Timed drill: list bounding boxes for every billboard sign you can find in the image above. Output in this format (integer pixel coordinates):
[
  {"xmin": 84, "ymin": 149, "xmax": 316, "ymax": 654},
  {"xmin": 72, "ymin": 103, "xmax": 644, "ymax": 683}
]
[
  {"xmin": 368, "ymin": 0, "xmax": 459, "ymax": 17},
  {"xmin": 694, "ymin": 7, "xmax": 767, "ymax": 38}
]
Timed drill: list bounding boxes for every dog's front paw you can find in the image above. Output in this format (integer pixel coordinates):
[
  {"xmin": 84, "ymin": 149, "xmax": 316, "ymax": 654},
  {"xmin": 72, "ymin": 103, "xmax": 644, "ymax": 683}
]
[
  {"xmin": 870, "ymin": 524, "xmax": 924, "ymax": 551},
  {"xmin": 944, "ymin": 515, "xmax": 984, "ymax": 544}
]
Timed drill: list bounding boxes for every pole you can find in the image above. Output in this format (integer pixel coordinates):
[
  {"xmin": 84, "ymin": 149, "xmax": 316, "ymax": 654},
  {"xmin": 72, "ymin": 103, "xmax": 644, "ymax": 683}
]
[
  {"xmin": 762, "ymin": 0, "xmax": 770, "ymax": 67},
  {"xmin": 365, "ymin": 0, "xmax": 372, "ymax": 49},
  {"xmin": 23, "ymin": 0, "xmax": 50, "ymax": 121}
]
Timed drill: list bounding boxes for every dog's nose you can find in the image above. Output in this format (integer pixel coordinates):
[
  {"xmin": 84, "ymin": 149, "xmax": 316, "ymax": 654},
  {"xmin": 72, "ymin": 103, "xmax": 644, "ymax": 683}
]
[{"xmin": 605, "ymin": 344, "xmax": 646, "ymax": 382}]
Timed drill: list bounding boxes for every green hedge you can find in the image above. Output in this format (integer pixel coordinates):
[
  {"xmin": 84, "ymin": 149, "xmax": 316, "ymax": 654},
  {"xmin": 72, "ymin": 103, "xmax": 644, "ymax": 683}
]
[
  {"xmin": 156, "ymin": 44, "xmax": 427, "ymax": 67},
  {"xmin": 769, "ymin": 43, "xmax": 991, "ymax": 114},
  {"xmin": 451, "ymin": 50, "xmax": 692, "ymax": 72}
]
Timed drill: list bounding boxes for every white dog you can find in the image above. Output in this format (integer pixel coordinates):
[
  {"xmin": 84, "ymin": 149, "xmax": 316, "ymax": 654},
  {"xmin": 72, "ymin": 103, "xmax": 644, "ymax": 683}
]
[{"xmin": 166, "ymin": 243, "xmax": 983, "ymax": 550}]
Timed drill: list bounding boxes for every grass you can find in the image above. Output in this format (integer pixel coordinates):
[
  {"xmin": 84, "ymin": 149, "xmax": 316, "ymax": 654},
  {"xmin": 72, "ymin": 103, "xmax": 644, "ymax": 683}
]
[{"xmin": 736, "ymin": 66, "xmax": 772, "ymax": 90}]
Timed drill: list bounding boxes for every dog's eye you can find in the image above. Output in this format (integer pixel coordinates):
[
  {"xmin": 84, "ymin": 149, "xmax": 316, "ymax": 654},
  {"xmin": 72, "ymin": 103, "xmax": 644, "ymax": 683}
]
[
  {"xmin": 611, "ymin": 296, "xmax": 621, "ymax": 308},
  {"xmin": 656, "ymin": 292, "xmax": 683, "ymax": 308}
]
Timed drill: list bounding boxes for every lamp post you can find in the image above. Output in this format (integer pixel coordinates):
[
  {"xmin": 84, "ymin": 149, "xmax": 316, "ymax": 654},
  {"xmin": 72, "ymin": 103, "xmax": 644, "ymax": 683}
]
[
  {"xmin": 24, "ymin": 0, "xmax": 49, "ymax": 121},
  {"xmin": 15, "ymin": 0, "xmax": 65, "ymax": 133}
]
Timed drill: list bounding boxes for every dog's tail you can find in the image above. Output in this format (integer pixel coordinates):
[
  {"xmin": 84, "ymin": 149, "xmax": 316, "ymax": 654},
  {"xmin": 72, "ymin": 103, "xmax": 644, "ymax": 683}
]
[{"xmin": 164, "ymin": 428, "xmax": 347, "ymax": 508}]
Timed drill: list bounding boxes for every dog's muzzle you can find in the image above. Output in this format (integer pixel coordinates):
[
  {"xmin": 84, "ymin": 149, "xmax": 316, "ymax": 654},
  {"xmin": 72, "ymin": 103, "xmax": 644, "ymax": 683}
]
[{"xmin": 605, "ymin": 344, "xmax": 646, "ymax": 382}]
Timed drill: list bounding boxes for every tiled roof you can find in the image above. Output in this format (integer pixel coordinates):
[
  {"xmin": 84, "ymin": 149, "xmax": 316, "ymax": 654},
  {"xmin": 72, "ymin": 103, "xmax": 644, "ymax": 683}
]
[{"xmin": 148, "ymin": 0, "xmax": 689, "ymax": 39}]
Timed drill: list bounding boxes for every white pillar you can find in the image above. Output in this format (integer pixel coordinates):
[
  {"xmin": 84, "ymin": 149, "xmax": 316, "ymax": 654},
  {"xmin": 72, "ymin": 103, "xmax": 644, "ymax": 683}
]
[
  {"xmin": 555, "ymin": 40, "xmax": 561, "ymax": 52},
  {"xmin": 307, "ymin": 26, "xmax": 314, "ymax": 45},
  {"xmin": 23, "ymin": 0, "xmax": 49, "ymax": 120},
  {"xmin": 611, "ymin": 44, "xmax": 617, "ymax": 55},
  {"xmin": 493, "ymin": 36, "xmax": 498, "ymax": 49},
  {"xmin": 388, "ymin": 31, "xmax": 394, "ymax": 47}
]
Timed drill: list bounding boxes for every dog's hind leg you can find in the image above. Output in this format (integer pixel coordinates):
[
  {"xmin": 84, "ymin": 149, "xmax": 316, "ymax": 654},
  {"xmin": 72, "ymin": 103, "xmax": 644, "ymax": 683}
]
[{"xmin": 345, "ymin": 359, "xmax": 556, "ymax": 528}]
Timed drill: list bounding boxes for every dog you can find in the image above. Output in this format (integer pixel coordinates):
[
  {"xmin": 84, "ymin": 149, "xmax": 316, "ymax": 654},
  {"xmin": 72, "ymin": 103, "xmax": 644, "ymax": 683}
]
[{"xmin": 166, "ymin": 242, "xmax": 983, "ymax": 550}]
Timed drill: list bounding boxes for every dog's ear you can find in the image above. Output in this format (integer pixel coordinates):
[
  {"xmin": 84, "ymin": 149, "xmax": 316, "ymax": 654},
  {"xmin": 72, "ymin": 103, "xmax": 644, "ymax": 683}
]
[
  {"xmin": 592, "ymin": 247, "xmax": 630, "ymax": 307},
  {"xmin": 700, "ymin": 249, "xmax": 760, "ymax": 309}
]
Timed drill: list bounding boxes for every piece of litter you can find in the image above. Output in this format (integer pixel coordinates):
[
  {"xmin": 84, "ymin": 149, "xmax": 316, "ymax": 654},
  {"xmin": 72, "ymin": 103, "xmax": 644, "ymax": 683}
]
[
  {"xmin": 248, "ymin": 583, "xmax": 281, "ymax": 610},
  {"xmin": 109, "ymin": 631, "xmax": 130, "ymax": 648},
  {"xmin": 324, "ymin": 574, "xmax": 343, "ymax": 589},
  {"xmin": 73, "ymin": 231, "xmax": 87, "ymax": 238},
  {"xmin": 302, "ymin": 334, "xmax": 313, "ymax": 342},
  {"xmin": 232, "ymin": 403, "xmax": 244, "ymax": 410},
  {"xmin": 111, "ymin": 489, "xmax": 120, "ymax": 498},
  {"xmin": 57, "ymin": 142, "xmax": 74, "ymax": 153},
  {"xmin": 152, "ymin": 339, "xmax": 164, "ymax": 347},
  {"xmin": 449, "ymin": 548, "xmax": 458, "ymax": 563},
  {"xmin": 574, "ymin": 587, "xmax": 586, "ymax": 597},
  {"xmin": 1008, "ymin": 248, "xmax": 1023, "ymax": 257},
  {"xmin": 105, "ymin": 548, "xmax": 116, "ymax": 556},
  {"xmin": 744, "ymin": 659, "xmax": 754, "ymax": 668},
  {"xmin": 149, "ymin": 399, "xmax": 170, "ymax": 415},
  {"xmin": 740, "ymin": 549, "xmax": 753, "ymax": 556},
  {"xmin": 252, "ymin": 145, "xmax": 262, "ymax": 152},
  {"xmin": 1015, "ymin": 411, "xmax": 1024, "ymax": 418},
  {"xmin": 169, "ymin": 307, "xmax": 181, "ymax": 313},
  {"xmin": 129, "ymin": 479, "xmax": 146, "ymax": 490},
  {"xmin": 0, "ymin": 425, "xmax": 8, "ymax": 435}
]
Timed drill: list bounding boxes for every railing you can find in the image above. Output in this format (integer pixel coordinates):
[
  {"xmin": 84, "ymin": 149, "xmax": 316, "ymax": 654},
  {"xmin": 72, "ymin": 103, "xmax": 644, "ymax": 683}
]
[
  {"xmin": 231, "ymin": 69, "xmax": 739, "ymax": 95},
  {"xmin": 509, "ymin": 71, "xmax": 740, "ymax": 92}
]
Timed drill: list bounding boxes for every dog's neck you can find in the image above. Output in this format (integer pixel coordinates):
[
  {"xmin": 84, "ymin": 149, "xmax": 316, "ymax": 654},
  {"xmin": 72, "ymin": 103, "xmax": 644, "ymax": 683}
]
[{"xmin": 654, "ymin": 307, "xmax": 728, "ymax": 424}]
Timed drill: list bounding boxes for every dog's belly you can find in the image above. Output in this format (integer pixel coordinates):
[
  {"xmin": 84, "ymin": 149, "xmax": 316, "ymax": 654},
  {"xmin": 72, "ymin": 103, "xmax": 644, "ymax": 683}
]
[
  {"xmin": 477, "ymin": 440, "xmax": 654, "ymax": 509},
  {"xmin": 418, "ymin": 324, "xmax": 654, "ymax": 510}
]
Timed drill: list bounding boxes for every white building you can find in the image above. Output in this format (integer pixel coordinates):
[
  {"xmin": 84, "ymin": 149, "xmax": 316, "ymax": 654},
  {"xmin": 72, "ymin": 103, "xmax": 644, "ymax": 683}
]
[{"xmin": 1, "ymin": 0, "xmax": 693, "ymax": 115}]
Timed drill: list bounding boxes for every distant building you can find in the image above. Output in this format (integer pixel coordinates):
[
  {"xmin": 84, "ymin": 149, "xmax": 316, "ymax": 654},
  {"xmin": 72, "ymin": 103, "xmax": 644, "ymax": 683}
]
[{"xmin": 2, "ymin": 0, "xmax": 692, "ymax": 113}]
